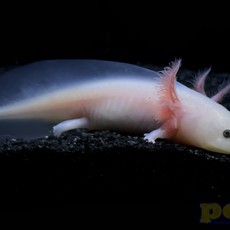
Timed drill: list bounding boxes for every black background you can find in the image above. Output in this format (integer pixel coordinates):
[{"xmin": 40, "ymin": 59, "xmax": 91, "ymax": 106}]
[
  {"xmin": 1, "ymin": 1, "xmax": 230, "ymax": 224},
  {"xmin": 1, "ymin": 1, "xmax": 230, "ymax": 72}
]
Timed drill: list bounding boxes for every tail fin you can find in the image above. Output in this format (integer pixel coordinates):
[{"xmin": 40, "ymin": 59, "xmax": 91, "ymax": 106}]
[{"xmin": 0, "ymin": 119, "xmax": 55, "ymax": 139}]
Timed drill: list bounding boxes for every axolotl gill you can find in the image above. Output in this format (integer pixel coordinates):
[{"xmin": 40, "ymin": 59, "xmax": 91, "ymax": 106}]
[{"xmin": 0, "ymin": 59, "xmax": 230, "ymax": 154}]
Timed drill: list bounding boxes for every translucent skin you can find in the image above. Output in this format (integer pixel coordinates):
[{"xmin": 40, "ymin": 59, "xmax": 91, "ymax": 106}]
[{"xmin": 1, "ymin": 59, "xmax": 230, "ymax": 154}]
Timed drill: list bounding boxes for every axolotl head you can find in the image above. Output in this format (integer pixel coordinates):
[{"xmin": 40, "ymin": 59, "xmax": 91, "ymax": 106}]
[
  {"xmin": 155, "ymin": 59, "xmax": 230, "ymax": 154},
  {"xmin": 197, "ymin": 105, "xmax": 230, "ymax": 154},
  {"xmin": 176, "ymin": 91, "xmax": 230, "ymax": 154}
]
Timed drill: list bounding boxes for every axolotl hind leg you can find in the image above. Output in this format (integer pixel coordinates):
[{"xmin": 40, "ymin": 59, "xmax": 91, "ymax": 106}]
[{"xmin": 53, "ymin": 117, "xmax": 89, "ymax": 137}]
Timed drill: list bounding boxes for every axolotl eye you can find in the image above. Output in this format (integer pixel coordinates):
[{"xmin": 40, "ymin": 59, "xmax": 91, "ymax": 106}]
[{"xmin": 223, "ymin": 129, "xmax": 230, "ymax": 138}]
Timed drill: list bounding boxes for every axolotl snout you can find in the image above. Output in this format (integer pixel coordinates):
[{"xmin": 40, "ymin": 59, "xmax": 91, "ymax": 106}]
[{"xmin": 0, "ymin": 59, "xmax": 230, "ymax": 154}]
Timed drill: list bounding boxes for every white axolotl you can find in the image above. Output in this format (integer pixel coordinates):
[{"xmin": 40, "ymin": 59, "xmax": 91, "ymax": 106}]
[{"xmin": 0, "ymin": 59, "xmax": 230, "ymax": 154}]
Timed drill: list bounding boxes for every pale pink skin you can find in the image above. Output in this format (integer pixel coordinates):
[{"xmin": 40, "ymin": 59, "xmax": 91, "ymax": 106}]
[{"xmin": 1, "ymin": 60, "xmax": 230, "ymax": 154}]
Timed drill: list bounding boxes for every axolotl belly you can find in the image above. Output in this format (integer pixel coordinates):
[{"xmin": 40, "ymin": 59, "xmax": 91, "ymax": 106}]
[{"xmin": 1, "ymin": 59, "xmax": 230, "ymax": 154}]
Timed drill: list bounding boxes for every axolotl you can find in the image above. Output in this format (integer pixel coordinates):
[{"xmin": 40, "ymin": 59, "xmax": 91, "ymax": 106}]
[{"xmin": 0, "ymin": 59, "xmax": 230, "ymax": 154}]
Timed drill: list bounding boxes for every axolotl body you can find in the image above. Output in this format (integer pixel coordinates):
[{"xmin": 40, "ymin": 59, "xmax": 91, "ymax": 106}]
[{"xmin": 0, "ymin": 59, "xmax": 230, "ymax": 154}]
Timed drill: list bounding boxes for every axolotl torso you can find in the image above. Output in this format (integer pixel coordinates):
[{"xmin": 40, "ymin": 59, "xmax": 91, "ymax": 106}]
[{"xmin": 0, "ymin": 59, "xmax": 230, "ymax": 154}]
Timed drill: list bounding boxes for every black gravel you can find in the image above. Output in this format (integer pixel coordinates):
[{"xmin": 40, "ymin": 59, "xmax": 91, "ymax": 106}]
[{"xmin": 1, "ymin": 66, "xmax": 230, "ymax": 214}]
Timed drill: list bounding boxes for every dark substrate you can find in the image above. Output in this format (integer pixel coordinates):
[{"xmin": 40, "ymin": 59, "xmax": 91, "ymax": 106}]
[{"xmin": 1, "ymin": 67, "xmax": 230, "ymax": 205}]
